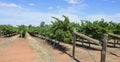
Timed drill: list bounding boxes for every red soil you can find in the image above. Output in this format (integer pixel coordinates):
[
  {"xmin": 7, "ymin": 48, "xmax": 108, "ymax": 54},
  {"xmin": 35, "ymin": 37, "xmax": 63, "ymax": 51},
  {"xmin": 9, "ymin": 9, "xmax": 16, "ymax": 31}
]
[
  {"xmin": 1, "ymin": 35, "xmax": 119, "ymax": 62},
  {"xmin": 0, "ymin": 39, "xmax": 35, "ymax": 62}
]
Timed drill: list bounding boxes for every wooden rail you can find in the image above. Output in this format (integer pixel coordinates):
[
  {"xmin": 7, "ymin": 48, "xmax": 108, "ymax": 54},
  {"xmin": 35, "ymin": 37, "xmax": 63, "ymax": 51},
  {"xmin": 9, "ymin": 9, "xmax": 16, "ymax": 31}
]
[
  {"xmin": 108, "ymin": 33, "xmax": 120, "ymax": 39},
  {"xmin": 108, "ymin": 33, "xmax": 120, "ymax": 47},
  {"xmin": 73, "ymin": 28, "xmax": 108, "ymax": 62},
  {"xmin": 73, "ymin": 28, "xmax": 100, "ymax": 45}
]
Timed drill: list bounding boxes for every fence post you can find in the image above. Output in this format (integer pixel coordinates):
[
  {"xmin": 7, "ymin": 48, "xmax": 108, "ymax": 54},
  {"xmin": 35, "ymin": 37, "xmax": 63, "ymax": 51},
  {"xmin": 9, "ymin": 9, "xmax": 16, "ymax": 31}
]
[
  {"xmin": 89, "ymin": 40, "xmax": 91, "ymax": 48},
  {"xmin": 72, "ymin": 28, "xmax": 77, "ymax": 58},
  {"xmin": 101, "ymin": 34, "xmax": 108, "ymax": 62},
  {"xmin": 73, "ymin": 33, "xmax": 76, "ymax": 58},
  {"xmin": 81, "ymin": 39, "xmax": 84, "ymax": 47},
  {"xmin": 114, "ymin": 39, "xmax": 116, "ymax": 47}
]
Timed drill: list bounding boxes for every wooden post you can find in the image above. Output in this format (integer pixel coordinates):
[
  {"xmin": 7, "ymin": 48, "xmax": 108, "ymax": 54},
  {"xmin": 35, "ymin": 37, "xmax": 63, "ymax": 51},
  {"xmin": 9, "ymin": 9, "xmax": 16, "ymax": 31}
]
[
  {"xmin": 53, "ymin": 40, "xmax": 56, "ymax": 47},
  {"xmin": 89, "ymin": 41, "xmax": 91, "ymax": 48},
  {"xmin": 114, "ymin": 39, "xmax": 116, "ymax": 47},
  {"xmin": 73, "ymin": 33, "xmax": 76, "ymax": 58},
  {"xmin": 82, "ymin": 39, "xmax": 84, "ymax": 47},
  {"xmin": 101, "ymin": 34, "xmax": 108, "ymax": 62},
  {"xmin": 117, "ymin": 40, "xmax": 119, "ymax": 44}
]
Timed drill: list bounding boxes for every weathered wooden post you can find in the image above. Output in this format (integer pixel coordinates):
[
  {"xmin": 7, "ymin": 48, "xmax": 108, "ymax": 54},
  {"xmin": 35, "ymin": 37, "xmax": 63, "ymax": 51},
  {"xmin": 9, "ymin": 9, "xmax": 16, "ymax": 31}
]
[
  {"xmin": 114, "ymin": 39, "xmax": 116, "ymax": 47},
  {"xmin": 82, "ymin": 39, "xmax": 84, "ymax": 47},
  {"xmin": 89, "ymin": 40, "xmax": 91, "ymax": 48},
  {"xmin": 117, "ymin": 40, "xmax": 119, "ymax": 44},
  {"xmin": 53, "ymin": 40, "xmax": 56, "ymax": 47},
  {"xmin": 73, "ymin": 33, "xmax": 76, "ymax": 58},
  {"xmin": 101, "ymin": 34, "xmax": 108, "ymax": 62},
  {"xmin": 73, "ymin": 28, "xmax": 76, "ymax": 58}
]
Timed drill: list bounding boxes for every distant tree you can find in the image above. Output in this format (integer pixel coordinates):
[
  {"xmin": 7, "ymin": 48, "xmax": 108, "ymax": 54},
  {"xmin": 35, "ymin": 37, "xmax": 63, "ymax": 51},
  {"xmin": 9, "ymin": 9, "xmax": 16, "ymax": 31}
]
[
  {"xmin": 40, "ymin": 21, "xmax": 45, "ymax": 27},
  {"xmin": 28, "ymin": 24, "xmax": 32, "ymax": 28}
]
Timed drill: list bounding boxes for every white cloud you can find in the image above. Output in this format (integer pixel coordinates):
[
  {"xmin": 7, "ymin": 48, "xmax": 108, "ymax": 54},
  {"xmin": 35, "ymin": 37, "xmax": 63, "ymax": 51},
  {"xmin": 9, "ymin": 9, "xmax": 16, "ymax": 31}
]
[
  {"xmin": 59, "ymin": 0, "xmax": 87, "ymax": 14},
  {"xmin": 48, "ymin": 7, "xmax": 54, "ymax": 10},
  {"xmin": 86, "ymin": 14, "xmax": 120, "ymax": 22},
  {"xmin": 65, "ymin": 0, "xmax": 84, "ymax": 4},
  {"xmin": 0, "ymin": 8, "xmax": 80, "ymax": 26},
  {"xmin": 57, "ymin": 6, "xmax": 78, "ymax": 14},
  {"xmin": 0, "ymin": 2, "xmax": 21, "ymax": 8},
  {"xmin": 56, "ymin": 4, "xmax": 87, "ymax": 14},
  {"xmin": 28, "ymin": 3, "xmax": 35, "ymax": 6},
  {"xmin": 1, "ymin": 7, "xmax": 120, "ymax": 26}
]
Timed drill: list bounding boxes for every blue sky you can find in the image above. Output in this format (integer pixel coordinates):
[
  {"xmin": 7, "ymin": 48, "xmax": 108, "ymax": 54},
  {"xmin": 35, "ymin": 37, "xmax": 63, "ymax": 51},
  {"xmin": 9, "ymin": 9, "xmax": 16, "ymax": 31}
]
[{"xmin": 0, "ymin": 0, "xmax": 120, "ymax": 26}]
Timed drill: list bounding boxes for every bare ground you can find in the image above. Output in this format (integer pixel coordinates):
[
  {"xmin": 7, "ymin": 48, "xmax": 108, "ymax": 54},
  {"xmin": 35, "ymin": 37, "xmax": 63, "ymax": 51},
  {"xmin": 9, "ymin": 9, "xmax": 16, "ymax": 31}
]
[
  {"xmin": 26, "ymin": 33, "xmax": 73, "ymax": 62},
  {"xmin": 0, "ymin": 35, "xmax": 19, "ymax": 52},
  {"xmin": 0, "ymin": 34, "xmax": 120, "ymax": 62},
  {"xmin": 0, "ymin": 37, "xmax": 35, "ymax": 62}
]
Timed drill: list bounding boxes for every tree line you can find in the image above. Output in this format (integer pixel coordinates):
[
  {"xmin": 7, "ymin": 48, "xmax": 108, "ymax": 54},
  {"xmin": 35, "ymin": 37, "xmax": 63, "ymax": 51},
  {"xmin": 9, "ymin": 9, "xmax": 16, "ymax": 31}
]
[{"xmin": 0, "ymin": 15, "xmax": 120, "ymax": 42}]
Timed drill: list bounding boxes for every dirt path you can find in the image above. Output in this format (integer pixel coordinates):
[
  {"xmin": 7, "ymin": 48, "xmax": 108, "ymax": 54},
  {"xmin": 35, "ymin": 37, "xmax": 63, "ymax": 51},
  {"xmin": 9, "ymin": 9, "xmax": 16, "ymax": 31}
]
[
  {"xmin": 1, "ymin": 33, "xmax": 118, "ymax": 62},
  {"xmin": 26, "ymin": 33, "xmax": 73, "ymax": 62},
  {"xmin": 0, "ymin": 39, "xmax": 35, "ymax": 62}
]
